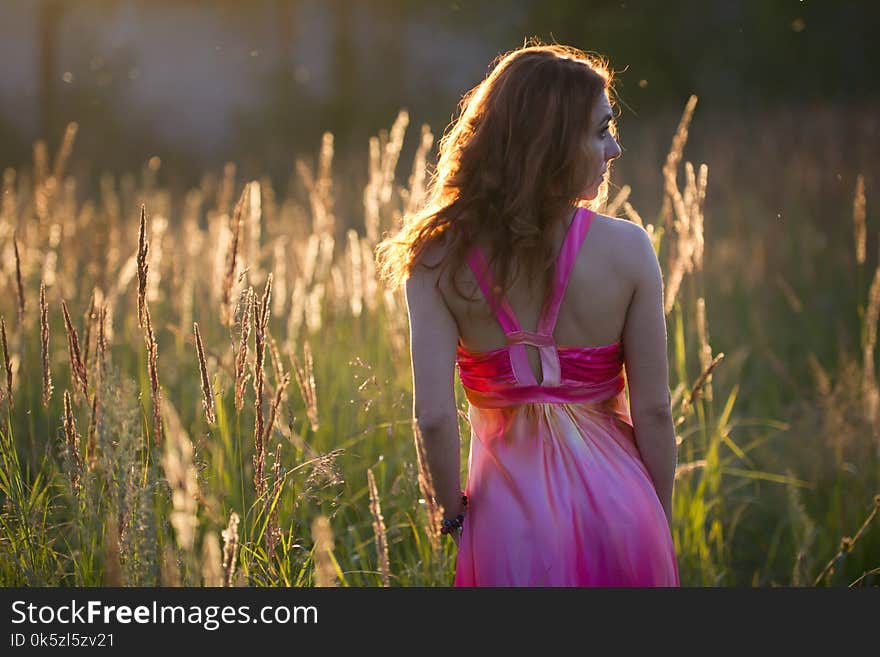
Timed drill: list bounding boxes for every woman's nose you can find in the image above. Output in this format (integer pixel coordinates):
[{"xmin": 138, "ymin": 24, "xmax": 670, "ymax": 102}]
[{"xmin": 607, "ymin": 137, "xmax": 622, "ymax": 161}]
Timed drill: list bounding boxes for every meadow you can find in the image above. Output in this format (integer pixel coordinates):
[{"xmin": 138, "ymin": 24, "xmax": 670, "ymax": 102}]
[{"xmin": 0, "ymin": 97, "xmax": 877, "ymax": 586}]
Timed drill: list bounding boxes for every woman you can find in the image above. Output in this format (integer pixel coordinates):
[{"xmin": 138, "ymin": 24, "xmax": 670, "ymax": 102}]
[{"xmin": 376, "ymin": 43, "xmax": 680, "ymax": 586}]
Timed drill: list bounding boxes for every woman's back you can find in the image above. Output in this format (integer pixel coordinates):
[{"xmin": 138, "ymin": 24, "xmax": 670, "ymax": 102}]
[
  {"xmin": 438, "ymin": 211, "xmax": 638, "ymax": 386},
  {"xmin": 441, "ymin": 208, "xmax": 678, "ymax": 585}
]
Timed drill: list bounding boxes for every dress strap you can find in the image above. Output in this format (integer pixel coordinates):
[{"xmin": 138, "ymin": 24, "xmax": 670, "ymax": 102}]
[
  {"xmin": 466, "ymin": 246, "xmax": 522, "ymax": 333},
  {"xmin": 537, "ymin": 207, "xmax": 595, "ymax": 335}
]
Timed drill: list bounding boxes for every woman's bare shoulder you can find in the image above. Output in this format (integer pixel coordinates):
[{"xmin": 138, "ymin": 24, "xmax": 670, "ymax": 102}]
[
  {"xmin": 590, "ymin": 213, "xmax": 651, "ymax": 273},
  {"xmin": 412, "ymin": 231, "xmax": 452, "ymax": 273},
  {"xmin": 409, "ymin": 233, "xmax": 459, "ymax": 300},
  {"xmin": 592, "ymin": 212, "xmax": 645, "ymax": 239}
]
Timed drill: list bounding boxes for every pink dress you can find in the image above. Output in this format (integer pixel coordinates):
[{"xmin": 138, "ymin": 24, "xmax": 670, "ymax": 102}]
[{"xmin": 453, "ymin": 207, "xmax": 680, "ymax": 586}]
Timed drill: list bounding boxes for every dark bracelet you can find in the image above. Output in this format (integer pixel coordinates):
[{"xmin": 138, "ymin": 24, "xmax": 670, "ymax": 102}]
[{"xmin": 440, "ymin": 493, "xmax": 468, "ymax": 535}]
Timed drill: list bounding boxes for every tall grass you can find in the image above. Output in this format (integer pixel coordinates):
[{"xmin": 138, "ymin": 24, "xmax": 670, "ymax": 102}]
[{"xmin": 0, "ymin": 98, "xmax": 877, "ymax": 586}]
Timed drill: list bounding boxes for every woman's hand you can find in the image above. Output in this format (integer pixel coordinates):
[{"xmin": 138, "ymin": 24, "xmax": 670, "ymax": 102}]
[
  {"xmin": 443, "ymin": 498, "xmax": 467, "ymax": 548},
  {"xmin": 449, "ymin": 525, "xmax": 462, "ymax": 548}
]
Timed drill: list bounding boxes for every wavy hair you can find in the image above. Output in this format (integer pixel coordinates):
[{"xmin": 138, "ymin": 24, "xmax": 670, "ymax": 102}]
[{"xmin": 376, "ymin": 42, "xmax": 616, "ymax": 307}]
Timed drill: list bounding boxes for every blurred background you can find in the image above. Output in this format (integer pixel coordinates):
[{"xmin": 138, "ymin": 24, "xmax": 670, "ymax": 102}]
[{"xmin": 1, "ymin": 1, "xmax": 877, "ymax": 204}]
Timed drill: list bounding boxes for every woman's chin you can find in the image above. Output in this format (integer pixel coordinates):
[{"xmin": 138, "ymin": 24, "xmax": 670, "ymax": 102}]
[{"xmin": 578, "ymin": 187, "xmax": 599, "ymax": 202}]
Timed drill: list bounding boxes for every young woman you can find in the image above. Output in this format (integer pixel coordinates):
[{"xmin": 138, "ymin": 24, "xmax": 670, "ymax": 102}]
[{"xmin": 376, "ymin": 43, "xmax": 680, "ymax": 586}]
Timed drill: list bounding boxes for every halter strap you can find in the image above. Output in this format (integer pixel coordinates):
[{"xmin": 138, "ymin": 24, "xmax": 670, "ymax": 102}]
[
  {"xmin": 537, "ymin": 207, "xmax": 595, "ymax": 334},
  {"xmin": 466, "ymin": 247, "xmax": 521, "ymax": 334},
  {"xmin": 466, "ymin": 207, "xmax": 595, "ymax": 336},
  {"xmin": 464, "ymin": 207, "xmax": 595, "ymax": 386}
]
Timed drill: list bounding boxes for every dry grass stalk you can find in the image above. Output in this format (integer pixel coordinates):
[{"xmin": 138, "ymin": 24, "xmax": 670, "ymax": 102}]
[
  {"xmin": 40, "ymin": 281, "xmax": 52, "ymax": 408},
  {"xmin": 142, "ymin": 303, "xmax": 162, "ymax": 446},
  {"xmin": 104, "ymin": 254, "xmax": 133, "ymax": 345},
  {"xmin": 267, "ymin": 330, "xmax": 285, "ymax": 389},
  {"xmin": 404, "ymin": 123, "xmax": 434, "ymax": 215},
  {"xmin": 315, "ymin": 233, "xmax": 335, "ymax": 286},
  {"xmin": 806, "ymin": 352, "xmax": 832, "ymax": 398},
  {"xmin": 81, "ymin": 291, "xmax": 96, "ymax": 375},
  {"xmin": 97, "ymin": 305, "xmax": 107, "ymax": 382},
  {"xmin": 210, "ymin": 210, "xmax": 231, "ymax": 306},
  {"xmin": 265, "ymin": 371, "xmax": 290, "ymax": 453},
  {"xmin": 178, "ymin": 199, "xmax": 202, "ymax": 322},
  {"xmin": 311, "ymin": 515, "xmax": 338, "ymax": 587},
  {"xmin": 61, "ymin": 300, "xmax": 89, "ymax": 405},
  {"xmin": 411, "ymin": 418, "xmax": 443, "ymax": 554},
  {"xmin": 677, "ymin": 353, "xmax": 725, "ymax": 424},
  {"xmin": 193, "ymin": 322, "xmax": 215, "ymax": 424},
  {"xmin": 362, "ymin": 237, "xmax": 379, "ymax": 313},
  {"xmin": 295, "ymin": 160, "xmax": 317, "ymax": 217},
  {"xmin": 201, "ymin": 531, "xmax": 223, "ymax": 587},
  {"xmin": 693, "ymin": 163, "xmax": 708, "ymax": 271},
  {"xmin": 33, "ymin": 141, "xmax": 49, "ymax": 221},
  {"xmin": 136, "ymin": 205, "xmax": 149, "ymax": 329},
  {"xmin": 347, "ymin": 230, "xmax": 363, "ymax": 317},
  {"xmin": 86, "ymin": 387, "xmax": 99, "ymax": 470},
  {"xmin": 247, "ymin": 181, "xmax": 263, "ymax": 284},
  {"xmin": 675, "ymin": 459, "xmax": 707, "ymax": 479},
  {"xmin": 300, "ymin": 233, "xmax": 321, "ymax": 288},
  {"xmin": 367, "ymin": 467, "xmax": 391, "ymax": 586},
  {"xmin": 258, "ymin": 174, "xmax": 276, "ymax": 226},
  {"xmin": 146, "ymin": 214, "xmax": 168, "ymax": 303},
  {"xmin": 775, "ymin": 273, "xmax": 804, "ymax": 314},
  {"xmin": 663, "ymin": 95, "xmax": 698, "ymax": 196},
  {"xmin": 13, "ymin": 231, "xmax": 24, "ymax": 322},
  {"xmin": 290, "ymin": 340, "xmax": 318, "ymax": 432},
  {"xmin": 317, "ymin": 133, "xmax": 336, "ymax": 236},
  {"xmin": 297, "ymin": 133, "xmax": 335, "ymax": 236},
  {"xmin": 234, "ymin": 287, "xmax": 254, "ymax": 412},
  {"xmin": 1, "ymin": 168, "xmax": 16, "ymax": 225},
  {"xmin": 854, "ymin": 174, "xmax": 866, "ymax": 265},
  {"xmin": 1, "ymin": 316, "xmax": 12, "ymax": 410},
  {"xmin": 305, "ymin": 282, "xmax": 325, "ymax": 333},
  {"xmin": 329, "ymin": 263, "xmax": 346, "ymax": 313},
  {"xmin": 218, "ymin": 163, "xmax": 237, "ymax": 215},
  {"xmin": 221, "ymin": 511, "xmax": 240, "ymax": 587},
  {"xmin": 303, "ymin": 449, "xmax": 343, "ymax": 492},
  {"xmin": 695, "ymin": 297, "xmax": 714, "ymax": 404},
  {"xmin": 863, "ymin": 254, "xmax": 880, "ymax": 432},
  {"xmin": 364, "ymin": 134, "xmax": 382, "ymax": 244},
  {"xmin": 161, "ymin": 408, "xmax": 199, "ymax": 552},
  {"xmin": 661, "ymin": 96, "xmax": 702, "ymax": 315},
  {"xmin": 271, "ymin": 237, "xmax": 287, "ymax": 317},
  {"xmin": 286, "ymin": 275, "xmax": 307, "ymax": 347},
  {"xmin": 813, "ymin": 494, "xmax": 880, "ymax": 586},
  {"xmin": 221, "ymin": 184, "xmax": 250, "ymax": 327},
  {"xmin": 51, "ymin": 122, "xmax": 79, "ymax": 184},
  {"xmin": 252, "ymin": 273, "xmax": 273, "ymax": 498},
  {"xmin": 62, "ymin": 389, "xmax": 82, "ymax": 497},
  {"xmin": 380, "ymin": 110, "xmax": 409, "ymax": 206},
  {"xmin": 40, "ymin": 224, "xmax": 60, "ymax": 290},
  {"xmin": 606, "ymin": 184, "xmax": 631, "ymax": 217},
  {"xmin": 383, "ymin": 288, "xmax": 408, "ymax": 360},
  {"xmin": 103, "ymin": 515, "xmax": 123, "ymax": 586},
  {"xmin": 160, "ymin": 545, "xmax": 181, "ymax": 587},
  {"xmin": 265, "ymin": 442, "xmax": 283, "ymax": 557},
  {"xmin": 622, "ymin": 201, "xmax": 645, "ymax": 227}
]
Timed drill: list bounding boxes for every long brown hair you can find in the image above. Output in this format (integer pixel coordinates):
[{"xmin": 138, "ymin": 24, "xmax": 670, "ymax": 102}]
[{"xmin": 376, "ymin": 42, "xmax": 616, "ymax": 307}]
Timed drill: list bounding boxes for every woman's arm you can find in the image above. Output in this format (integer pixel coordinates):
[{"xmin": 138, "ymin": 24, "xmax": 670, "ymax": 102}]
[
  {"xmin": 404, "ymin": 260, "xmax": 465, "ymax": 523},
  {"xmin": 621, "ymin": 223, "xmax": 677, "ymax": 527}
]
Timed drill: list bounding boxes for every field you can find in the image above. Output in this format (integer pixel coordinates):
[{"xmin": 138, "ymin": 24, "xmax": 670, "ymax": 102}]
[{"xmin": 0, "ymin": 97, "xmax": 878, "ymax": 587}]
